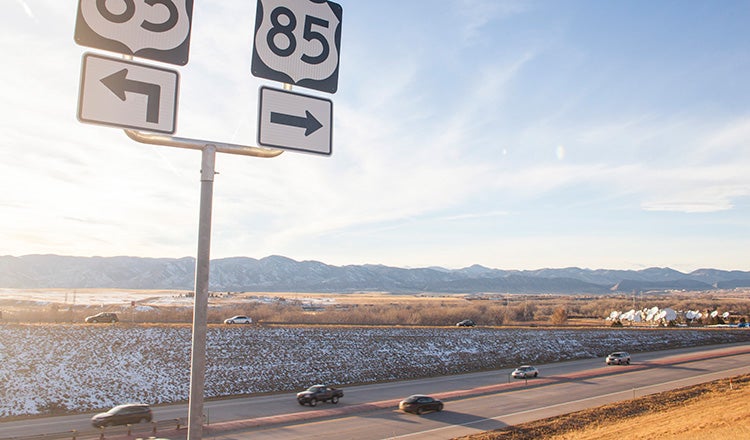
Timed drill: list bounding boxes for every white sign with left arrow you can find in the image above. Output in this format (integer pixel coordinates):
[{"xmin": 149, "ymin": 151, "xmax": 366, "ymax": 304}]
[{"xmin": 78, "ymin": 53, "xmax": 179, "ymax": 134}]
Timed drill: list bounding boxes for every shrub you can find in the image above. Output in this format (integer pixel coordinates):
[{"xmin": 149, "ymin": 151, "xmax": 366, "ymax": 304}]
[{"xmin": 550, "ymin": 307, "xmax": 568, "ymax": 325}]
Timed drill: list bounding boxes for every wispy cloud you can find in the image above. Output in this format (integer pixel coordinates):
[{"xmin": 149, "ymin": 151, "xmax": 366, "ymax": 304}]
[
  {"xmin": 456, "ymin": 0, "xmax": 530, "ymax": 44},
  {"xmin": 639, "ymin": 168, "xmax": 749, "ymax": 213},
  {"xmin": 698, "ymin": 116, "xmax": 750, "ymax": 163},
  {"xmin": 442, "ymin": 210, "xmax": 511, "ymax": 221},
  {"xmin": 14, "ymin": 0, "xmax": 35, "ymax": 20}
]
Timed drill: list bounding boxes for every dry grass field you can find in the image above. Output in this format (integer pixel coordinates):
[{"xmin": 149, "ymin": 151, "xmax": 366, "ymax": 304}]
[
  {"xmin": 2, "ymin": 288, "xmax": 749, "ymax": 327},
  {"xmin": 455, "ymin": 374, "xmax": 750, "ymax": 440}
]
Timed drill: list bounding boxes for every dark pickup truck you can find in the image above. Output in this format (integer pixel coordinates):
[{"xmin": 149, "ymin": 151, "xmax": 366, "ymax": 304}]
[{"xmin": 296, "ymin": 384, "xmax": 344, "ymax": 406}]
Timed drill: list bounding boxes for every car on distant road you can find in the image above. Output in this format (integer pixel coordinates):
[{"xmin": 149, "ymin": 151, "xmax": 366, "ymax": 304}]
[
  {"xmin": 85, "ymin": 312, "xmax": 119, "ymax": 323},
  {"xmin": 399, "ymin": 395, "xmax": 444, "ymax": 414},
  {"xmin": 223, "ymin": 315, "xmax": 252, "ymax": 324},
  {"xmin": 296, "ymin": 384, "xmax": 343, "ymax": 406},
  {"xmin": 91, "ymin": 403, "xmax": 152, "ymax": 427},
  {"xmin": 511, "ymin": 365, "xmax": 539, "ymax": 379},
  {"xmin": 456, "ymin": 319, "xmax": 476, "ymax": 327},
  {"xmin": 606, "ymin": 351, "xmax": 631, "ymax": 365}
]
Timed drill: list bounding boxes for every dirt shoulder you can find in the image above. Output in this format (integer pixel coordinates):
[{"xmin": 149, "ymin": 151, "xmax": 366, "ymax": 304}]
[{"xmin": 454, "ymin": 374, "xmax": 750, "ymax": 440}]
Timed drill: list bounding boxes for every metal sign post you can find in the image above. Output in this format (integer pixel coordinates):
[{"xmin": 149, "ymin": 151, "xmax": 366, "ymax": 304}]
[
  {"xmin": 188, "ymin": 144, "xmax": 215, "ymax": 440},
  {"xmin": 125, "ymin": 130, "xmax": 281, "ymax": 440}
]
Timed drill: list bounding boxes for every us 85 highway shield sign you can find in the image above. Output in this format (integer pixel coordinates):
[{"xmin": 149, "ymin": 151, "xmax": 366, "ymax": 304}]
[
  {"xmin": 252, "ymin": 0, "xmax": 342, "ymax": 93},
  {"xmin": 74, "ymin": 0, "xmax": 194, "ymax": 66}
]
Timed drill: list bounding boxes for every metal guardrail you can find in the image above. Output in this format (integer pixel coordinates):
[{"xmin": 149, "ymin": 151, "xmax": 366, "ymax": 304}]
[{"xmin": 0, "ymin": 418, "xmax": 187, "ymax": 440}]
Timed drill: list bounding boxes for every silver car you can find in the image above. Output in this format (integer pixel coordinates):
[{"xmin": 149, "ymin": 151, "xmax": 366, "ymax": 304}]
[
  {"xmin": 224, "ymin": 315, "xmax": 252, "ymax": 324},
  {"xmin": 511, "ymin": 365, "xmax": 539, "ymax": 379},
  {"xmin": 606, "ymin": 351, "xmax": 631, "ymax": 365}
]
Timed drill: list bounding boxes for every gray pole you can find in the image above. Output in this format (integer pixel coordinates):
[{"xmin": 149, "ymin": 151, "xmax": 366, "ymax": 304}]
[
  {"xmin": 122, "ymin": 130, "xmax": 281, "ymax": 440},
  {"xmin": 187, "ymin": 145, "xmax": 216, "ymax": 440}
]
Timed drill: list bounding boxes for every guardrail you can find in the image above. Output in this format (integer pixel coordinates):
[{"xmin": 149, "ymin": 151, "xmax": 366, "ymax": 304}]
[{"xmin": 0, "ymin": 418, "xmax": 187, "ymax": 440}]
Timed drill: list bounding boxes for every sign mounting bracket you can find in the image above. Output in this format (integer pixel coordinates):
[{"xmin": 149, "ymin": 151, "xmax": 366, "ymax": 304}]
[{"xmin": 124, "ymin": 129, "xmax": 283, "ymax": 158}]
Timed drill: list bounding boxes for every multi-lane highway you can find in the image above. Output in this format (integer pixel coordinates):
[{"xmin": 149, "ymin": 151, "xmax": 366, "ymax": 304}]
[{"xmin": 2, "ymin": 343, "xmax": 749, "ymax": 439}]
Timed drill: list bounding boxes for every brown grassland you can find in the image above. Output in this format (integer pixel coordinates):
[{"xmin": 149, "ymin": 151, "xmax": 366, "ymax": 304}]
[
  {"xmin": 455, "ymin": 374, "xmax": 750, "ymax": 440},
  {"xmin": 2, "ymin": 288, "xmax": 749, "ymax": 327}
]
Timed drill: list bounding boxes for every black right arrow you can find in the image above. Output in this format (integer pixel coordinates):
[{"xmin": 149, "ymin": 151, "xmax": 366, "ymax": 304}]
[
  {"xmin": 101, "ymin": 69, "xmax": 161, "ymax": 123},
  {"xmin": 270, "ymin": 110, "xmax": 323, "ymax": 136}
]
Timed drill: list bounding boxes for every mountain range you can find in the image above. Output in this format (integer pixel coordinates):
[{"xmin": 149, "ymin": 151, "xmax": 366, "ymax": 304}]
[{"xmin": 1, "ymin": 254, "xmax": 749, "ymax": 294}]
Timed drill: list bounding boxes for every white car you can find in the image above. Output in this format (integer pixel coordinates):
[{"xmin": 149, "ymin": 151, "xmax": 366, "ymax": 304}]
[
  {"xmin": 511, "ymin": 365, "xmax": 539, "ymax": 379},
  {"xmin": 224, "ymin": 315, "xmax": 252, "ymax": 324},
  {"xmin": 606, "ymin": 351, "xmax": 631, "ymax": 365}
]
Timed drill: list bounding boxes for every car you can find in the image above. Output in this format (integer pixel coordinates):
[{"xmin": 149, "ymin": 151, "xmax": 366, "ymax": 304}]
[
  {"xmin": 399, "ymin": 395, "xmax": 444, "ymax": 415},
  {"xmin": 85, "ymin": 312, "xmax": 119, "ymax": 323},
  {"xmin": 224, "ymin": 315, "xmax": 252, "ymax": 324},
  {"xmin": 296, "ymin": 384, "xmax": 343, "ymax": 406},
  {"xmin": 606, "ymin": 351, "xmax": 631, "ymax": 365},
  {"xmin": 91, "ymin": 403, "xmax": 152, "ymax": 428},
  {"xmin": 511, "ymin": 365, "xmax": 539, "ymax": 379},
  {"xmin": 456, "ymin": 319, "xmax": 476, "ymax": 327}
]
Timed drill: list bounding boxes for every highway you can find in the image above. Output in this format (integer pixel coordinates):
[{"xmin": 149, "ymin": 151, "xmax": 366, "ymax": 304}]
[{"xmin": 1, "ymin": 343, "xmax": 749, "ymax": 439}]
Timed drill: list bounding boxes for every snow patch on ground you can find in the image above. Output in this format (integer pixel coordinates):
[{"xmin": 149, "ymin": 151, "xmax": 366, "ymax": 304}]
[{"xmin": 0, "ymin": 289, "xmax": 332, "ymax": 307}]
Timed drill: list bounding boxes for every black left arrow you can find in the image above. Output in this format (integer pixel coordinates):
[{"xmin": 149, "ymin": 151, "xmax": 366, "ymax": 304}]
[
  {"xmin": 270, "ymin": 110, "xmax": 323, "ymax": 136},
  {"xmin": 100, "ymin": 69, "xmax": 161, "ymax": 123}
]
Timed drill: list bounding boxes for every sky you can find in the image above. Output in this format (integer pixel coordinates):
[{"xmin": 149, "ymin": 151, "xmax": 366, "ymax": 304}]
[{"xmin": 1, "ymin": 0, "xmax": 749, "ymax": 272}]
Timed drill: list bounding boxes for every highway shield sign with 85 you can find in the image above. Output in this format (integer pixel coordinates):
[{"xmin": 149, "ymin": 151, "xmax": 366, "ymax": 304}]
[
  {"xmin": 74, "ymin": 0, "xmax": 194, "ymax": 66},
  {"xmin": 252, "ymin": 0, "xmax": 342, "ymax": 93}
]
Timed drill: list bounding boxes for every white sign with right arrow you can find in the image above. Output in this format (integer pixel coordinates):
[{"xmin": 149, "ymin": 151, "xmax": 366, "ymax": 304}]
[
  {"xmin": 257, "ymin": 86, "xmax": 332, "ymax": 155},
  {"xmin": 78, "ymin": 53, "xmax": 179, "ymax": 134}
]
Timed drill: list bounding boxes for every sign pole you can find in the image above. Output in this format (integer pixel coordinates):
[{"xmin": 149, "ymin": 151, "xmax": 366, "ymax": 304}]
[
  {"xmin": 121, "ymin": 132, "xmax": 280, "ymax": 440},
  {"xmin": 187, "ymin": 144, "xmax": 216, "ymax": 440}
]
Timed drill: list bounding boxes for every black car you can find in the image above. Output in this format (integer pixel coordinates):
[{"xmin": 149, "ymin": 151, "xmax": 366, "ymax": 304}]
[
  {"xmin": 91, "ymin": 404, "xmax": 152, "ymax": 427},
  {"xmin": 296, "ymin": 384, "xmax": 343, "ymax": 406},
  {"xmin": 456, "ymin": 319, "xmax": 475, "ymax": 327},
  {"xmin": 399, "ymin": 395, "xmax": 444, "ymax": 414},
  {"xmin": 85, "ymin": 312, "xmax": 119, "ymax": 323}
]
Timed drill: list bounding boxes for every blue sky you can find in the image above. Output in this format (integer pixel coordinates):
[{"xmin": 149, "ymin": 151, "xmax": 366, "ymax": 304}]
[{"xmin": 1, "ymin": 0, "xmax": 749, "ymax": 272}]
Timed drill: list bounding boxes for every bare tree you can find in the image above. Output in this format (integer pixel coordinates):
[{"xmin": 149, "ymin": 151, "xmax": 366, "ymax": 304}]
[{"xmin": 550, "ymin": 306, "xmax": 568, "ymax": 325}]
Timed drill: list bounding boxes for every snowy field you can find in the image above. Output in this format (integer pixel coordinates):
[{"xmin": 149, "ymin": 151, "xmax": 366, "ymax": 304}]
[
  {"xmin": 0, "ymin": 288, "xmax": 351, "ymax": 312},
  {"xmin": 1, "ymin": 324, "xmax": 750, "ymax": 418},
  {"xmin": 0, "ymin": 288, "xmax": 194, "ymax": 306}
]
